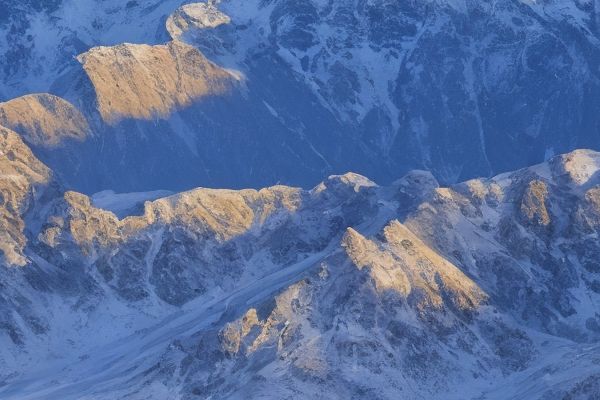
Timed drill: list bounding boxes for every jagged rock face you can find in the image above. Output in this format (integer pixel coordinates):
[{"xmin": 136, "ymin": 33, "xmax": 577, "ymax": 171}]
[
  {"xmin": 216, "ymin": 0, "xmax": 600, "ymax": 182},
  {"xmin": 402, "ymin": 150, "xmax": 600, "ymax": 342},
  {"xmin": 343, "ymin": 221, "xmax": 486, "ymax": 310},
  {"xmin": 78, "ymin": 41, "xmax": 236, "ymax": 123},
  {"xmin": 0, "ymin": 0, "xmax": 180, "ymax": 98},
  {"xmin": 141, "ymin": 224, "xmax": 524, "ymax": 400},
  {"xmin": 1, "ymin": 0, "xmax": 600, "ymax": 193},
  {"xmin": 2, "ymin": 1, "xmax": 600, "ymax": 398},
  {"xmin": 166, "ymin": 2, "xmax": 231, "ymax": 40},
  {"xmin": 169, "ymin": 263, "xmax": 496, "ymax": 400},
  {"xmin": 0, "ymin": 126, "xmax": 53, "ymax": 265},
  {"xmin": 1, "ymin": 143, "xmax": 600, "ymax": 398}
]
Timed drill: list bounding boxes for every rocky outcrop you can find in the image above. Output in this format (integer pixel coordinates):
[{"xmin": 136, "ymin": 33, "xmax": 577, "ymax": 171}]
[
  {"xmin": 0, "ymin": 145, "xmax": 599, "ymax": 398},
  {"xmin": 0, "ymin": 126, "xmax": 52, "ymax": 265},
  {"xmin": 77, "ymin": 40, "xmax": 236, "ymax": 123},
  {"xmin": 520, "ymin": 179, "xmax": 551, "ymax": 227},
  {"xmin": 0, "ymin": 94, "xmax": 89, "ymax": 148},
  {"xmin": 166, "ymin": 2, "xmax": 231, "ymax": 40},
  {"xmin": 343, "ymin": 221, "xmax": 486, "ymax": 312},
  {"xmin": 2, "ymin": 0, "xmax": 600, "ymax": 194}
]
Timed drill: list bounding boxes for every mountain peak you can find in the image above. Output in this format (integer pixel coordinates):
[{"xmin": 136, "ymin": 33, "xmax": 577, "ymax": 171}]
[
  {"xmin": 77, "ymin": 40, "xmax": 236, "ymax": 123},
  {"xmin": 313, "ymin": 172, "xmax": 377, "ymax": 195},
  {"xmin": 0, "ymin": 94, "xmax": 89, "ymax": 148},
  {"xmin": 166, "ymin": 2, "xmax": 231, "ymax": 40},
  {"xmin": 553, "ymin": 149, "xmax": 600, "ymax": 187}
]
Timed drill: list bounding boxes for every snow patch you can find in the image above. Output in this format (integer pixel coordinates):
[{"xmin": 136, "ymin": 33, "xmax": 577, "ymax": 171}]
[{"xmin": 91, "ymin": 190, "xmax": 173, "ymax": 218}]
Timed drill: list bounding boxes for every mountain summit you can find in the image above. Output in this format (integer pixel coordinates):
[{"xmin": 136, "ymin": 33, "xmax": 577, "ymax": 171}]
[
  {"xmin": 1, "ymin": 0, "xmax": 600, "ymax": 192},
  {"xmin": 2, "ymin": 1, "xmax": 600, "ymax": 399},
  {"xmin": 0, "ymin": 130, "xmax": 600, "ymax": 398}
]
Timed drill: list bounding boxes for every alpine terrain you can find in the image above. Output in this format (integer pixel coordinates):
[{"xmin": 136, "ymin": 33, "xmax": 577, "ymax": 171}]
[
  {"xmin": 1, "ymin": 0, "xmax": 600, "ymax": 399},
  {"xmin": 1, "ymin": 0, "xmax": 600, "ymax": 191}
]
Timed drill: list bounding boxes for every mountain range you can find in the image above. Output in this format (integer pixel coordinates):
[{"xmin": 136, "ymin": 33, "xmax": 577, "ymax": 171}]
[
  {"xmin": 1, "ymin": 1, "xmax": 600, "ymax": 399},
  {"xmin": 1, "ymin": 0, "xmax": 600, "ymax": 192},
  {"xmin": 1, "ymin": 120, "xmax": 600, "ymax": 398}
]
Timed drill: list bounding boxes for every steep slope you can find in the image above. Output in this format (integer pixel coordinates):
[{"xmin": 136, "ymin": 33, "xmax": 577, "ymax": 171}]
[
  {"xmin": 0, "ymin": 0, "xmax": 182, "ymax": 99},
  {"xmin": 166, "ymin": 2, "xmax": 231, "ymax": 40},
  {"xmin": 1, "ymin": 143, "xmax": 600, "ymax": 398},
  {"xmin": 2, "ymin": 2, "xmax": 600, "ymax": 397},
  {"xmin": 0, "ymin": 94, "xmax": 88, "ymax": 147},
  {"xmin": 78, "ymin": 40, "xmax": 236, "ymax": 123},
  {"xmin": 404, "ymin": 149, "xmax": 600, "ymax": 341},
  {"xmin": 2, "ymin": 0, "xmax": 600, "ymax": 193},
  {"xmin": 0, "ymin": 126, "xmax": 54, "ymax": 265}
]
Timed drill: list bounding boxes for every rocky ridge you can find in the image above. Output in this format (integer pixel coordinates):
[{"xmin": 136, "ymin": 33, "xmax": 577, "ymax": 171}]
[
  {"xmin": 0, "ymin": 129, "xmax": 600, "ymax": 397},
  {"xmin": 1, "ymin": 0, "xmax": 600, "ymax": 192},
  {"xmin": 1, "ymin": 1, "xmax": 600, "ymax": 398},
  {"xmin": 0, "ymin": 94, "xmax": 88, "ymax": 147},
  {"xmin": 77, "ymin": 40, "xmax": 237, "ymax": 123}
]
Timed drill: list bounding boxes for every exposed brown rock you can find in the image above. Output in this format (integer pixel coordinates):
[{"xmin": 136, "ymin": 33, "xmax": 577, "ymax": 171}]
[
  {"xmin": 0, "ymin": 126, "xmax": 52, "ymax": 265},
  {"xmin": 342, "ymin": 221, "xmax": 486, "ymax": 312},
  {"xmin": 78, "ymin": 40, "xmax": 236, "ymax": 124},
  {"xmin": 520, "ymin": 179, "xmax": 551, "ymax": 227},
  {"xmin": 0, "ymin": 94, "xmax": 89, "ymax": 148}
]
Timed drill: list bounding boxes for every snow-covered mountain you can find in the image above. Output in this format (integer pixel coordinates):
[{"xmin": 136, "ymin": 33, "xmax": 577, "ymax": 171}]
[
  {"xmin": 1, "ymin": 0, "xmax": 600, "ymax": 192},
  {"xmin": 1, "ymin": 122, "xmax": 600, "ymax": 398},
  {"xmin": 3, "ymin": 1, "xmax": 600, "ymax": 399}
]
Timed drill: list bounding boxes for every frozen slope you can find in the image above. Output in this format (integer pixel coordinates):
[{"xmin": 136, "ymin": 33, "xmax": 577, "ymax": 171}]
[
  {"xmin": 2, "ymin": 0, "xmax": 600, "ymax": 192},
  {"xmin": 1, "ymin": 136, "xmax": 600, "ymax": 398}
]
